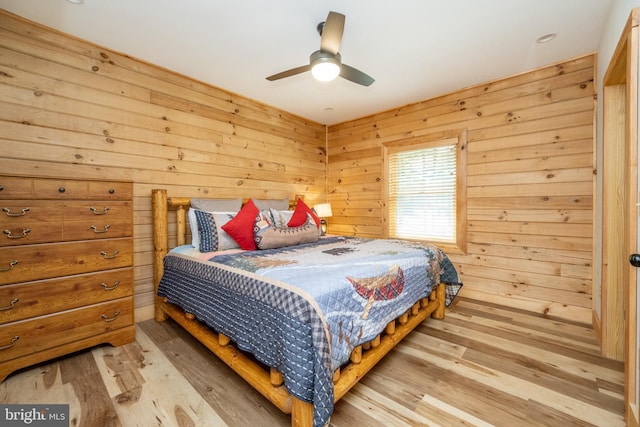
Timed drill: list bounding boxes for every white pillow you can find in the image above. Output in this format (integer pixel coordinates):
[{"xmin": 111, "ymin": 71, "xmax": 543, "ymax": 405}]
[
  {"xmin": 191, "ymin": 198, "xmax": 242, "ymax": 211},
  {"xmin": 253, "ymin": 198, "xmax": 289, "ymax": 211},
  {"xmin": 188, "ymin": 208, "xmax": 239, "ymax": 252}
]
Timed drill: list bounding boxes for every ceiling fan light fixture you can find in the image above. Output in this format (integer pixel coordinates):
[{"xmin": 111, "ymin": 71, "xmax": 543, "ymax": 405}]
[
  {"xmin": 265, "ymin": 13, "xmax": 373, "ymax": 86},
  {"xmin": 310, "ymin": 51, "xmax": 341, "ymax": 82},
  {"xmin": 312, "ymin": 62, "xmax": 340, "ymax": 81}
]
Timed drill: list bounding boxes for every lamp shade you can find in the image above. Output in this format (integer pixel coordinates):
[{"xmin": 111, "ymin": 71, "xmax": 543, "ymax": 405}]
[{"xmin": 314, "ymin": 203, "xmax": 333, "ymax": 218}]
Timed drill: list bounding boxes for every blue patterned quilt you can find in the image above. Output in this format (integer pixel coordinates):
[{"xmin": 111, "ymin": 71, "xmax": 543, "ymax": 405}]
[{"xmin": 157, "ymin": 236, "xmax": 461, "ymax": 427}]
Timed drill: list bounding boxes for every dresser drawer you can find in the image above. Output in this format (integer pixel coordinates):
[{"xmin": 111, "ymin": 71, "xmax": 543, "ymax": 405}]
[
  {"xmin": 0, "ymin": 177, "xmax": 37, "ymax": 199},
  {"xmin": 33, "ymin": 179, "xmax": 131, "ymax": 200},
  {"xmin": 64, "ymin": 200, "xmax": 132, "ymax": 219},
  {"xmin": 0, "ymin": 201, "xmax": 63, "ymax": 223},
  {"xmin": 0, "ymin": 201, "xmax": 63, "ymax": 246},
  {"xmin": 0, "ymin": 201, "xmax": 131, "ymax": 222},
  {"xmin": 63, "ymin": 200, "xmax": 132, "ymax": 240},
  {"xmin": 0, "ymin": 221, "xmax": 63, "ymax": 246},
  {"xmin": 0, "ymin": 297, "xmax": 133, "ymax": 363},
  {"xmin": 0, "ymin": 201, "xmax": 132, "ymax": 246},
  {"xmin": 0, "ymin": 268, "xmax": 133, "ymax": 324},
  {"xmin": 87, "ymin": 181, "xmax": 132, "ymax": 200},
  {"xmin": 0, "ymin": 177, "xmax": 131, "ymax": 201},
  {"xmin": 0, "ymin": 238, "xmax": 132, "ymax": 285},
  {"xmin": 63, "ymin": 220, "xmax": 132, "ymax": 241}
]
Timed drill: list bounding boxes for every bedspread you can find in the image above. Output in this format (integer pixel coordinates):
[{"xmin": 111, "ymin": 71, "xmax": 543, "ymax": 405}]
[{"xmin": 157, "ymin": 236, "xmax": 461, "ymax": 427}]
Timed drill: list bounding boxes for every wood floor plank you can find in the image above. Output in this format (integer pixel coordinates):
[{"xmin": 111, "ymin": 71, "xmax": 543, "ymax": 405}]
[
  {"xmin": 94, "ymin": 325, "xmax": 230, "ymax": 427},
  {"xmin": 59, "ymin": 350, "xmax": 122, "ymax": 427},
  {"xmin": 329, "ymin": 396, "xmax": 384, "ymax": 427},
  {"xmin": 525, "ymin": 398, "xmax": 602, "ymax": 427},
  {"xmin": 366, "ymin": 351, "xmax": 539, "ymax": 426},
  {"xmin": 139, "ymin": 318, "xmax": 290, "ymax": 426},
  {"xmin": 0, "ymin": 362, "xmax": 86, "ymax": 424},
  {"xmin": 0, "ymin": 299, "xmax": 625, "ymax": 426},
  {"xmin": 462, "ymin": 347, "xmax": 623, "ymax": 412},
  {"xmin": 448, "ymin": 307, "xmax": 612, "ymax": 363},
  {"xmin": 446, "ymin": 307, "xmax": 602, "ymax": 354},
  {"xmin": 397, "ymin": 335, "xmax": 625, "ymax": 426},
  {"xmin": 418, "ymin": 321, "xmax": 621, "ymax": 407},
  {"xmin": 417, "ymin": 393, "xmax": 494, "ymax": 427},
  {"xmin": 454, "ymin": 298, "xmax": 601, "ymax": 346},
  {"xmin": 419, "ymin": 316, "xmax": 623, "ymax": 384},
  {"xmin": 339, "ymin": 384, "xmax": 435, "ymax": 426}
]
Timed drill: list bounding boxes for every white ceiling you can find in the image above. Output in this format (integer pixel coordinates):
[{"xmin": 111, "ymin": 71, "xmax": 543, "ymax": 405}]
[{"xmin": 0, "ymin": 0, "xmax": 613, "ymax": 125}]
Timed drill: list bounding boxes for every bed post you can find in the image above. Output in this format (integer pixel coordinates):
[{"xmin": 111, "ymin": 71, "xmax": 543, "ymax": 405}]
[
  {"xmin": 432, "ymin": 282, "xmax": 446, "ymax": 319},
  {"xmin": 291, "ymin": 397, "xmax": 314, "ymax": 427},
  {"xmin": 152, "ymin": 189, "xmax": 168, "ymax": 322}
]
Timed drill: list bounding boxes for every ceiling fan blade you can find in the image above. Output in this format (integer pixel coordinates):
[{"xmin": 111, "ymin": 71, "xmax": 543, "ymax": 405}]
[
  {"xmin": 340, "ymin": 64, "xmax": 375, "ymax": 86},
  {"xmin": 266, "ymin": 64, "xmax": 311, "ymax": 81},
  {"xmin": 320, "ymin": 11, "xmax": 345, "ymax": 55}
]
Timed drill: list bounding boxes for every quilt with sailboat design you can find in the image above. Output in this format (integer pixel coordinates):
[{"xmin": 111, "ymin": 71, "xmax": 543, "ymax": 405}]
[{"xmin": 157, "ymin": 236, "xmax": 461, "ymax": 427}]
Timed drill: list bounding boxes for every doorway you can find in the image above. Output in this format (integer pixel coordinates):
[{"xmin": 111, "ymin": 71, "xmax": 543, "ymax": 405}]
[{"xmin": 601, "ymin": 8, "xmax": 639, "ymax": 426}]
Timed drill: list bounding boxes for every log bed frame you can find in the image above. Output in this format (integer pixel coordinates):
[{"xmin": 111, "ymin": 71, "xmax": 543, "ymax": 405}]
[{"xmin": 151, "ymin": 189, "xmax": 446, "ymax": 427}]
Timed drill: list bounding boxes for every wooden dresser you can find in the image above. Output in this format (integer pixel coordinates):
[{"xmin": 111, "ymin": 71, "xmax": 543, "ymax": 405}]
[{"xmin": 0, "ymin": 176, "xmax": 135, "ymax": 382}]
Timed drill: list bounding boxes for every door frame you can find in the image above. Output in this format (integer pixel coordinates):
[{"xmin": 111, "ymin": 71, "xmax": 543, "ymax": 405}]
[{"xmin": 602, "ymin": 8, "xmax": 639, "ymax": 425}]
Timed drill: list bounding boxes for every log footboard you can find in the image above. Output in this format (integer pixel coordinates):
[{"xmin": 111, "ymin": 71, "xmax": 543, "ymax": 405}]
[{"xmin": 151, "ymin": 189, "xmax": 446, "ymax": 427}]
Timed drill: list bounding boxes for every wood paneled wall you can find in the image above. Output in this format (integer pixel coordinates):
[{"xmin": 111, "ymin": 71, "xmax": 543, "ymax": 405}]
[
  {"xmin": 0, "ymin": 12, "xmax": 326, "ymax": 318},
  {"xmin": 327, "ymin": 55, "xmax": 596, "ymax": 323},
  {"xmin": 0, "ymin": 10, "xmax": 597, "ymax": 325}
]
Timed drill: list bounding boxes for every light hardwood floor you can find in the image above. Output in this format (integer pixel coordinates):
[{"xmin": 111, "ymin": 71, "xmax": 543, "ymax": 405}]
[{"xmin": 0, "ymin": 298, "xmax": 625, "ymax": 426}]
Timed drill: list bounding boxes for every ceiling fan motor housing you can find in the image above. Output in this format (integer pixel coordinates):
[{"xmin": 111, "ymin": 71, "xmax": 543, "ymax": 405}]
[{"xmin": 310, "ymin": 50, "xmax": 341, "ymax": 66}]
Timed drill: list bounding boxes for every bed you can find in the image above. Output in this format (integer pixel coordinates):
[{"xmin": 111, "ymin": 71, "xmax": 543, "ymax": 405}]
[{"xmin": 151, "ymin": 189, "xmax": 462, "ymax": 427}]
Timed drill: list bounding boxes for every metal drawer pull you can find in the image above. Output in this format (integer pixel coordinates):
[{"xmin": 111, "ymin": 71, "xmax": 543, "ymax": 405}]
[
  {"xmin": 3, "ymin": 228, "xmax": 30, "ymax": 239},
  {"xmin": 100, "ymin": 250, "xmax": 119, "ymax": 259},
  {"xmin": 100, "ymin": 280, "xmax": 120, "ymax": 291},
  {"xmin": 0, "ymin": 297, "xmax": 19, "ymax": 311},
  {"xmin": 101, "ymin": 311, "xmax": 120, "ymax": 322},
  {"xmin": 90, "ymin": 207, "xmax": 110, "ymax": 215},
  {"xmin": 91, "ymin": 224, "xmax": 110, "ymax": 234},
  {"xmin": 2, "ymin": 207, "xmax": 30, "ymax": 217},
  {"xmin": 0, "ymin": 336, "xmax": 19, "ymax": 350},
  {"xmin": 0, "ymin": 260, "xmax": 18, "ymax": 272}
]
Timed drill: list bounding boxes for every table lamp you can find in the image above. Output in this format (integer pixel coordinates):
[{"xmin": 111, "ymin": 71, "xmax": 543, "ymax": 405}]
[{"xmin": 313, "ymin": 203, "xmax": 333, "ymax": 235}]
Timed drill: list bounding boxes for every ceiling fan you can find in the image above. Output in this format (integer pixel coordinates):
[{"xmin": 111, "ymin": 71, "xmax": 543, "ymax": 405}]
[{"xmin": 266, "ymin": 11, "xmax": 375, "ymax": 86}]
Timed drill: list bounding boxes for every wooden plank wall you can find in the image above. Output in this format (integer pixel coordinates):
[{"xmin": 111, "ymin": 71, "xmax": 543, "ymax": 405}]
[
  {"xmin": 0, "ymin": 10, "xmax": 597, "ymax": 325},
  {"xmin": 0, "ymin": 11, "xmax": 326, "ymax": 319},
  {"xmin": 327, "ymin": 55, "xmax": 596, "ymax": 324}
]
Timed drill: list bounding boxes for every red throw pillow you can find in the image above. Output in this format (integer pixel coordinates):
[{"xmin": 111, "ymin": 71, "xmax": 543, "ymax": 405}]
[
  {"xmin": 221, "ymin": 199, "xmax": 259, "ymax": 250},
  {"xmin": 288, "ymin": 199, "xmax": 321, "ymax": 228}
]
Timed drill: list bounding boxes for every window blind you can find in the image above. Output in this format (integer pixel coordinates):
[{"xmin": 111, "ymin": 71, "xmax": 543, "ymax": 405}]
[{"xmin": 388, "ymin": 144, "xmax": 456, "ymax": 242}]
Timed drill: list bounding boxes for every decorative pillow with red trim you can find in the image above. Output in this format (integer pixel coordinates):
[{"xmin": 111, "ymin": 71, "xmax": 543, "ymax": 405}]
[
  {"xmin": 221, "ymin": 199, "xmax": 259, "ymax": 250},
  {"xmin": 255, "ymin": 211, "xmax": 319, "ymax": 249},
  {"xmin": 287, "ymin": 199, "xmax": 321, "ymax": 228}
]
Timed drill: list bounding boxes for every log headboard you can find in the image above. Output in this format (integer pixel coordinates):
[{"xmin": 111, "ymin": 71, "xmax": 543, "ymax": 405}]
[{"xmin": 151, "ymin": 189, "xmax": 300, "ymax": 317}]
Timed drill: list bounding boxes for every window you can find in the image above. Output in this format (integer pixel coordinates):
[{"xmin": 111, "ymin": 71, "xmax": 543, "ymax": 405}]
[{"xmin": 383, "ymin": 130, "xmax": 467, "ymax": 253}]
